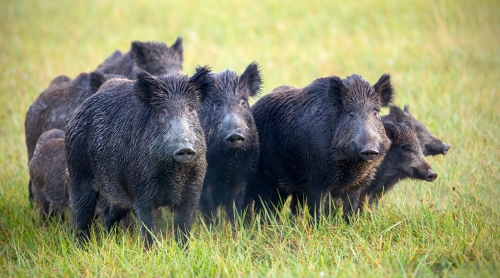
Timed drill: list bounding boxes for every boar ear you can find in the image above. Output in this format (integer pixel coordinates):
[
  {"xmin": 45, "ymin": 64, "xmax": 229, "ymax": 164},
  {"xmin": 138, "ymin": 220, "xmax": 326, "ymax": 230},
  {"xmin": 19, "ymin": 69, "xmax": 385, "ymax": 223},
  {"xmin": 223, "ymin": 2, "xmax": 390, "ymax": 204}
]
[
  {"xmin": 189, "ymin": 66, "xmax": 214, "ymax": 102},
  {"xmin": 131, "ymin": 41, "xmax": 148, "ymax": 65},
  {"xmin": 387, "ymin": 105, "xmax": 406, "ymax": 122},
  {"xmin": 239, "ymin": 62, "xmax": 263, "ymax": 97},
  {"xmin": 403, "ymin": 104, "xmax": 410, "ymax": 113},
  {"xmin": 373, "ymin": 74, "xmax": 393, "ymax": 107},
  {"xmin": 89, "ymin": 71, "xmax": 107, "ymax": 94},
  {"xmin": 134, "ymin": 70, "xmax": 164, "ymax": 105},
  {"xmin": 171, "ymin": 37, "xmax": 183, "ymax": 57},
  {"xmin": 383, "ymin": 121, "xmax": 400, "ymax": 141},
  {"xmin": 328, "ymin": 76, "xmax": 347, "ymax": 106}
]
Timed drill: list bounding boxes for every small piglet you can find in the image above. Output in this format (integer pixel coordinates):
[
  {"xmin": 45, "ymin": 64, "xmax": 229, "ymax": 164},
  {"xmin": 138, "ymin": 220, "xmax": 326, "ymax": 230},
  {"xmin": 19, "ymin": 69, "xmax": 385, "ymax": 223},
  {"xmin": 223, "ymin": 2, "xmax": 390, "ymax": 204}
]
[
  {"xmin": 29, "ymin": 129, "xmax": 68, "ymax": 223},
  {"xmin": 25, "ymin": 71, "xmax": 122, "ymax": 202}
]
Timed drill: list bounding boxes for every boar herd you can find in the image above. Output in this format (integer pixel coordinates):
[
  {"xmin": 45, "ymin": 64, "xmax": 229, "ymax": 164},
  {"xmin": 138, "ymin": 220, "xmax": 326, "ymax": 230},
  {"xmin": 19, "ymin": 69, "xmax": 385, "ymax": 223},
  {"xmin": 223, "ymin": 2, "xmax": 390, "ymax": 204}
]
[{"xmin": 24, "ymin": 37, "xmax": 451, "ymax": 249}]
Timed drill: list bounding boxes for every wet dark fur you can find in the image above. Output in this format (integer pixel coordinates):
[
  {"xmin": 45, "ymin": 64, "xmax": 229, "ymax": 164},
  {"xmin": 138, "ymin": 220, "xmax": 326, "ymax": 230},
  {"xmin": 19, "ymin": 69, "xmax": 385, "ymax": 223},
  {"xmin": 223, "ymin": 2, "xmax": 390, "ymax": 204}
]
[
  {"xmin": 247, "ymin": 74, "xmax": 393, "ymax": 220},
  {"xmin": 65, "ymin": 67, "xmax": 213, "ymax": 249},
  {"xmin": 96, "ymin": 38, "xmax": 183, "ymax": 79},
  {"xmin": 25, "ymin": 71, "xmax": 123, "ymax": 202},
  {"xmin": 29, "ymin": 129, "xmax": 69, "ymax": 223},
  {"xmin": 198, "ymin": 62, "xmax": 262, "ymax": 223}
]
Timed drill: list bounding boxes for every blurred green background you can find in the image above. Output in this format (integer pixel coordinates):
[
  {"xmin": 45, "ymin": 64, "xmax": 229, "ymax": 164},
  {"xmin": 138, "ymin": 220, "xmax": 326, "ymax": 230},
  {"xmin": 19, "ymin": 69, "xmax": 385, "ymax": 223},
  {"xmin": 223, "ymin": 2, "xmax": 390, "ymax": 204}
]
[{"xmin": 1, "ymin": 0, "xmax": 499, "ymax": 276}]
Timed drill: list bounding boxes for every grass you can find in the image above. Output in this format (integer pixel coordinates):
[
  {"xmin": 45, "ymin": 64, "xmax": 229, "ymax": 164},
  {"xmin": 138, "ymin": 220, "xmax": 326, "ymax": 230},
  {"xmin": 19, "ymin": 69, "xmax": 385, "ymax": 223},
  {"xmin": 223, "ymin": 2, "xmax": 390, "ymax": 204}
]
[{"xmin": 1, "ymin": 0, "xmax": 499, "ymax": 276}]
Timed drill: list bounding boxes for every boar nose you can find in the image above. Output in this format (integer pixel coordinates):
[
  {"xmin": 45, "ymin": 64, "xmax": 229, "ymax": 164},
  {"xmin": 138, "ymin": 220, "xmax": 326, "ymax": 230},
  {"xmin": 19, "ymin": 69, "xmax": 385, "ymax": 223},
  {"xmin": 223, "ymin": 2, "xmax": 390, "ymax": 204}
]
[
  {"xmin": 360, "ymin": 149, "xmax": 379, "ymax": 162},
  {"xmin": 225, "ymin": 133, "xmax": 246, "ymax": 148},
  {"xmin": 174, "ymin": 148, "xmax": 197, "ymax": 163},
  {"xmin": 442, "ymin": 144, "xmax": 452, "ymax": 155},
  {"xmin": 426, "ymin": 169, "xmax": 438, "ymax": 182}
]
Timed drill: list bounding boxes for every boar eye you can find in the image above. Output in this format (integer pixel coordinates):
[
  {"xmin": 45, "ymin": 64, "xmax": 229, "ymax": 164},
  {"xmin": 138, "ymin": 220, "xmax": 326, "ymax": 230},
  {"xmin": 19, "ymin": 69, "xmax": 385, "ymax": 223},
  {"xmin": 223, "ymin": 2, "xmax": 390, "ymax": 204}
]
[
  {"xmin": 240, "ymin": 99, "xmax": 247, "ymax": 108},
  {"xmin": 349, "ymin": 112, "xmax": 355, "ymax": 118},
  {"xmin": 374, "ymin": 109, "xmax": 380, "ymax": 117},
  {"xmin": 214, "ymin": 101, "xmax": 222, "ymax": 109},
  {"xmin": 188, "ymin": 107, "xmax": 195, "ymax": 114},
  {"xmin": 402, "ymin": 145, "xmax": 412, "ymax": 153}
]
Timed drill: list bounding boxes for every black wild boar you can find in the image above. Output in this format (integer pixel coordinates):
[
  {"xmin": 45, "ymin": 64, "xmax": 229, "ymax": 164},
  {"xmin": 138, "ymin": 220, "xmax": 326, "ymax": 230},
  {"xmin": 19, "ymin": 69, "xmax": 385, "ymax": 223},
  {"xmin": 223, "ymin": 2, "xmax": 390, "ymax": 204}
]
[
  {"xmin": 24, "ymin": 71, "xmax": 123, "ymax": 202},
  {"xmin": 29, "ymin": 129, "xmax": 68, "ymax": 223},
  {"xmin": 383, "ymin": 105, "xmax": 451, "ymax": 156},
  {"xmin": 294, "ymin": 105, "xmax": 445, "ymax": 219},
  {"xmin": 198, "ymin": 62, "xmax": 262, "ymax": 223},
  {"xmin": 65, "ymin": 67, "xmax": 213, "ymax": 248},
  {"xmin": 342, "ymin": 120, "xmax": 438, "ymax": 217},
  {"xmin": 248, "ymin": 74, "xmax": 394, "ymax": 220},
  {"xmin": 96, "ymin": 37, "xmax": 183, "ymax": 78}
]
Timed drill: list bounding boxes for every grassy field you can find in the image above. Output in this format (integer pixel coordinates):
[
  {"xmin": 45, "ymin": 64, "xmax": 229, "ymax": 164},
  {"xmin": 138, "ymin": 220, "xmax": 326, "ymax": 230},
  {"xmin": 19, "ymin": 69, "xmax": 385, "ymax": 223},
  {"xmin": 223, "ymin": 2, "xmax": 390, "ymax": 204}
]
[{"xmin": 1, "ymin": 0, "xmax": 499, "ymax": 276}]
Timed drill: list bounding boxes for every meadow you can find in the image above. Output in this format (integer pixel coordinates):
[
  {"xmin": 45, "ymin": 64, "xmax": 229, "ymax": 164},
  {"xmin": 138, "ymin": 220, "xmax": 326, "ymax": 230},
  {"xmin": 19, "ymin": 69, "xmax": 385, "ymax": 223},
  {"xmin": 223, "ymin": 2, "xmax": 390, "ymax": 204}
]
[{"xmin": 1, "ymin": 0, "xmax": 499, "ymax": 276}]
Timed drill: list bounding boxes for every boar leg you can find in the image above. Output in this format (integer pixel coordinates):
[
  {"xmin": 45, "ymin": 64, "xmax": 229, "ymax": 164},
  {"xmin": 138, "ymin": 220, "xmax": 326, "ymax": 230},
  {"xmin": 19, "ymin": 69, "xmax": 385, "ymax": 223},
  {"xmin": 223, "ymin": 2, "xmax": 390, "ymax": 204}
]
[
  {"xmin": 290, "ymin": 193, "xmax": 305, "ymax": 216},
  {"xmin": 71, "ymin": 179, "xmax": 98, "ymax": 244},
  {"xmin": 305, "ymin": 190, "xmax": 329, "ymax": 222},
  {"xmin": 133, "ymin": 203, "xmax": 156, "ymax": 250},
  {"xmin": 227, "ymin": 176, "xmax": 248, "ymax": 223},
  {"xmin": 200, "ymin": 182, "xmax": 217, "ymax": 223},
  {"xmin": 173, "ymin": 172, "xmax": 203, "ymax": 247},
  {"xmin": 342, "ymin": 189, "xmax": 362, "ymax": 224}
]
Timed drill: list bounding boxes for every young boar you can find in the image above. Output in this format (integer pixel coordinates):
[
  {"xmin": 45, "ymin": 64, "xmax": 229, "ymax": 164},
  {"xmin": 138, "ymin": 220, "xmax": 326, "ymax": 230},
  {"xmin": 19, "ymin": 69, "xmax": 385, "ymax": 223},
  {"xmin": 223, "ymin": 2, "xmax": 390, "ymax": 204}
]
[
  {"xmin": 247, "ymin": 74, "xmax": 394, "ymax": 220},
  {"xmin": 96, "ymin": 37, "xmax": 183, "ymax": 78},
  {"xmin": 65, "ymin": 67, "xmax": 213, "ymax": 248},
  {"xmin": 383, "ymin": 105, "xmax": 451, "ymax": 156},
  {"xmin": 198, "ymin": 62, "xmax": 262, "ymax": 223},
  {"xmin": 29, "ymin": 129, "xmax": 68, "ymax": 223},
  {"xmin": 25, "ymin": 71, "xmax": 123, "ymax": 202},
  {"xmin": 342, "ymin": 120, "xmax": 438, "ymax": 218}
]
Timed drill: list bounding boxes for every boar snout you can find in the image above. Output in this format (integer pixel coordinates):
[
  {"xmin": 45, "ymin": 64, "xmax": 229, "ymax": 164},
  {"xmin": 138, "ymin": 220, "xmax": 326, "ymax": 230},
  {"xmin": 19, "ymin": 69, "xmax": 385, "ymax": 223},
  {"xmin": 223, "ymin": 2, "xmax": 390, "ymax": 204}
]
[
  {"xmin": 426, "ymin": 169, "xmax": 438, "ymax": 182},
  {"xmin": 442, "ymin": 144, "xmax": 452, "ymax": 155},
  {"xmin": 360, "ymin": 148, "xmax": 380, "ymax": 162},
  {"xmin": 174, "ymin": 147, "xmax": 198, "ymax": 163},
  {"xmin": 225, "ymin": 133, "xmax": 246, "ymax": 148}
]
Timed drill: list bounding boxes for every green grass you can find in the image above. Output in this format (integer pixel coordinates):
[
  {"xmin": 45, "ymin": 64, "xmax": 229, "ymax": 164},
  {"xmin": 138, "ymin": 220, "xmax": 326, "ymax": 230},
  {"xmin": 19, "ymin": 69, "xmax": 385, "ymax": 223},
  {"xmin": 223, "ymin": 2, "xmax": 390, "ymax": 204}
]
[{"xmin": 1, "ymin": 0, "xmax": 499, "ymax": 276}]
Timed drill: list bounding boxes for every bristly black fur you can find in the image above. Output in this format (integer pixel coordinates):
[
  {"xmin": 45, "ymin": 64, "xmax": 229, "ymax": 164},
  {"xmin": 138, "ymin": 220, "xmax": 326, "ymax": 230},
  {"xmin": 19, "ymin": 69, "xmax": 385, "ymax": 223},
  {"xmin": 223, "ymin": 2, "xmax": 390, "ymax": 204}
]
[
  {"xmin": 89, "ymin": 71, "xmax": 107, "ymax": 94},
  {"xmin": 198, "ymin": 63, "xmax": 262, "ymax": 223},
  {"xmin": 373, "ymin": 73, "xmax": 393, "ymax": 107},
  {"xmin": 238, "ymin": 62, "xmax": 263, "ymax": 97},
  {"xmin": 66, "ymin": 66, "xmax": 209, "ymax": 249},
  {"xmin": 247, "ymin": 73, "xmax": 392, "ymax": 221},
  {"xmin": 190, "ymin": 66, "xmax": 214, "ymax": 102}
]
